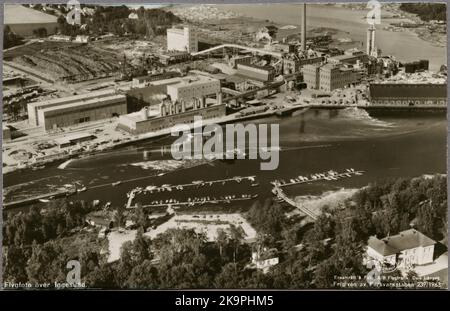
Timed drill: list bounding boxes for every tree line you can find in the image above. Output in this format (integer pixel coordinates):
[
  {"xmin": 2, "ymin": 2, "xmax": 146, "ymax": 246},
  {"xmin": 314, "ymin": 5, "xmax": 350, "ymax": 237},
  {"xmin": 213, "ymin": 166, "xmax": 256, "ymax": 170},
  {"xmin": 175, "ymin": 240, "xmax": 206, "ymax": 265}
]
[
  {"xmin": 399, "ymin": 3, "xmax": 446, "ymax": 22},
  {"xmin": 2, "ymin": 175, "xmax": 447, "ymax": 289},
  {"xmin": 56, "ymin": 5, "xmax": 181, "ymax": 37}
]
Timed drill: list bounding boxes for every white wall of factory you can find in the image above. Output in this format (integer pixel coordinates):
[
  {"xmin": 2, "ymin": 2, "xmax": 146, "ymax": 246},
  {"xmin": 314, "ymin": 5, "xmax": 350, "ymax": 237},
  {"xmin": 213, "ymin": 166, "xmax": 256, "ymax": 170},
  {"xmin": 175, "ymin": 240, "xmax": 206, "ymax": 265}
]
[
  {"xmin": 166, "ymin": 78, "xmax": 221, "ymax": 103},
  {"xmin": 38, "ymin": 95, "xmax": 127, "ymax": 131},
  {"xmin": 27, "ymin": 90, "xmax": 116, "ymax": 127},
  {"xmin": 166, "ymin": 26, "xmax": 198, "ymax": 53}
]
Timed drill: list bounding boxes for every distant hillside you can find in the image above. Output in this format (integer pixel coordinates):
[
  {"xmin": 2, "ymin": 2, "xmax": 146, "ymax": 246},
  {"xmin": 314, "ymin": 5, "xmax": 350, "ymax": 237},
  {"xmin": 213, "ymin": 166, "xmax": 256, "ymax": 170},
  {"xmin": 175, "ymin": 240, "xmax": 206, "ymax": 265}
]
[
  {"xmin": 399, "ymin": 3, "xmax": 446, "ymax": 22},
  {"xmin": 55, "ymin": 5, "xmax": 181, "ymax": 37}
]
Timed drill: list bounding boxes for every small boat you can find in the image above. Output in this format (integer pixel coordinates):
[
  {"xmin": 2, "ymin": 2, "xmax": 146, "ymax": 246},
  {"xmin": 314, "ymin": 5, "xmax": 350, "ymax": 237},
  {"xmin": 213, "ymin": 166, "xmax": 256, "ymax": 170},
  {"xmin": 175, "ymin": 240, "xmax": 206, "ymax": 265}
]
[
  {"xmin": 251, "ymin": 183, "xmax": 259, "ymax": 187},
  {"xmin": 77, "ymin": 187, "xmax": 87, "ymax": 193},
  {"xmin": 157, "ymin": 173, "xmax": 166, "ymax": 176},
  {"xmin": 39, "ymin": 199, "xmax": 50, "ymax": 203},
  {"xmin": 112, "ymin": 181, "xmax": 122, "ymax": 186}
]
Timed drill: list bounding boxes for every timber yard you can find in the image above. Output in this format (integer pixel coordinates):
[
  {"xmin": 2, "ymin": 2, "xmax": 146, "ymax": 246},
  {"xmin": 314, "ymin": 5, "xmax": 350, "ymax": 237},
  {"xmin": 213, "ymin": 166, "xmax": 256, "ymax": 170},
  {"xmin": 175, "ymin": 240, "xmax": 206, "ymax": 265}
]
[{"xmin": 2, "ymin": 3, "xmax": 448, "ymax": 287}]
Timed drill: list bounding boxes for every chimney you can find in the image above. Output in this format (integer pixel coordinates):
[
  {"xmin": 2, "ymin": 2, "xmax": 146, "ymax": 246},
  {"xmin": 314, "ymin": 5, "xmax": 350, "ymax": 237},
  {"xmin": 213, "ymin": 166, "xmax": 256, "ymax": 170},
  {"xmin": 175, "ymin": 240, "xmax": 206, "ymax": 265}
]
[
  {"xmin": 140, "ymin": 107, "xmax": 148, "ymax": 120},
  {"xmin": 300, "ymin": 3, "xmax": 307, "ymax": 51}
]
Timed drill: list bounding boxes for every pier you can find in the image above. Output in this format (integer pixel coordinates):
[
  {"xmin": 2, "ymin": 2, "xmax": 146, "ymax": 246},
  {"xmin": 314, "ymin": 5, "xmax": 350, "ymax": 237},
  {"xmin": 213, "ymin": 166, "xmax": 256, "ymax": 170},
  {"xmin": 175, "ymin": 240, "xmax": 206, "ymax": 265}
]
[
  {"xmin": 125, "ymin": 175, "xmax": 258, "ymax": 209},
  {"xmin": 273, "ymin": 187, "xmax": 318, "ymax": 220},
  {"xmin": 271, "ymin": 169, "xmax": 364, "ymax": 188},
  {"xmin": 271, "ymin": 169, "xmax": 364, "ymax": 220},
  {"xmin": 132, "ymin": 194, "xmax": 258, "ymax": 209}
]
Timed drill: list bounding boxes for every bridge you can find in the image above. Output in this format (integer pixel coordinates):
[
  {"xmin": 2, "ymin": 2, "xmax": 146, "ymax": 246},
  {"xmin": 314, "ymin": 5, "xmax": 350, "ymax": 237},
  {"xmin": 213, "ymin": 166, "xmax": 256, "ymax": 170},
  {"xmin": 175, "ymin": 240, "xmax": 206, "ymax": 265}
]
[
  {"xmin": 273, "ymin": 186, "xmax": 318, "ymax": 220},
  {"xmin": 191, "ymin": 44, "xmax": 283, "ymax": 58}
]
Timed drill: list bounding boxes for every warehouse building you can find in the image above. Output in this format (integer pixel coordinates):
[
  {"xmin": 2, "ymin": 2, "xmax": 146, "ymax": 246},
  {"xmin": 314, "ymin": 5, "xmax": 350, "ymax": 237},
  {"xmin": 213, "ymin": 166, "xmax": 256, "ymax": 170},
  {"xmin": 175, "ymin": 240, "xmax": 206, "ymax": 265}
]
[
  {"xmin": 28, "ymin": 91, "xmax": 127, "ymax": 131},
  {"xmin": 28, "ymin": 90, "xmax": 118, "ymax": 127},
  {"xmin": 167, "ymin": 76, "xmax": 221, "ymax": 104},
  {"xmin": 369, "ymin": 83, "xmax": 447, "ymax": 107},
  {"xmin": 302, "ymin": 63, "xmax": 361, "ymax": 92},
  {"xmin": 118, "ymin": 102, "xmax": 226, "ymax": 135},
  {"xmin": 328, "ymin": 49, "xmax": 369, "ymax": 66},
  {"xmin": 237, "ymin": 64, "xmax": 276, "ymax": 82},
  {"xmin": 118, "ymin": 75, "xmax": 224, "ymax": 134}
]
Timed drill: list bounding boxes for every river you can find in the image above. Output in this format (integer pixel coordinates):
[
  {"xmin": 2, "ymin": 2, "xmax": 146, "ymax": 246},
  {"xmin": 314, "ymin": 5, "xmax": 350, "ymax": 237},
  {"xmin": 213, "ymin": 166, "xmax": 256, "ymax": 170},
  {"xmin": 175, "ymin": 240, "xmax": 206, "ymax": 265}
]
[{"xmin": 3, "ymin": 108, "xmax": 447, "ymax": 214}]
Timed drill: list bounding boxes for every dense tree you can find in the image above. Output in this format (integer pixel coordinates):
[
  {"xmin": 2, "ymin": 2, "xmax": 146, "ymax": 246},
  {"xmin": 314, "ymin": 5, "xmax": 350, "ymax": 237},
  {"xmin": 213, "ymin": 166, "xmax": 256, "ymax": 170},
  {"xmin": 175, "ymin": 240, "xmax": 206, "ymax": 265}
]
[{"xmin": 399, "ymin": 3, "xmax": 446, "ymax": 22}]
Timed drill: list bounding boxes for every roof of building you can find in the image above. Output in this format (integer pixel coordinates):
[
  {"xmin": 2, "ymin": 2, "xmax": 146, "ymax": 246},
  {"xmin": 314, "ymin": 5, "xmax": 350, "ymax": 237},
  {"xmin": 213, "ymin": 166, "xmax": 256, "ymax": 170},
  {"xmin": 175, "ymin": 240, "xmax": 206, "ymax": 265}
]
[
  {"xmin": 370, "ymin": 83, "xmax": 447, "ymax": 98},
  {"xmin": 40, "ymin": 94, "xmax": 125, "ymax": 114},
  {"xmin": 368, "ymin": 236, "xmax": 399, "ymax": 256},
  {"xmin": 167, "ymin": 75, "xmax": 219, "ymax": 89},
  {"xmin": 133, "ymin": 71, "xmax": 180, "ymax": 82},
  {"xmin": 29, "ymin": 90, "xmax": 116, "ymax": 109},
  {"xmin": 225, "ymin": 75, "xmax": 247, "ymax": 84},
  {"xmin": 238, "ymin": 63, "xmax": 275, "ymax": 71},
  {"xmin": 368, "ymin": 229, "xmax": 436, "ymax": 256}
]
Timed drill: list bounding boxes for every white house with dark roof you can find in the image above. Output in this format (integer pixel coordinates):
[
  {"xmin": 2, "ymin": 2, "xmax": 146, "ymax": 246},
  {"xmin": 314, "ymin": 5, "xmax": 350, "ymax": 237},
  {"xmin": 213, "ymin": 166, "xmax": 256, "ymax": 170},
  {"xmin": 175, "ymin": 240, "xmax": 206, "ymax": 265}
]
[{"xmin": 367, "ymin": 229, "xmax": 436, "ymax": 269}]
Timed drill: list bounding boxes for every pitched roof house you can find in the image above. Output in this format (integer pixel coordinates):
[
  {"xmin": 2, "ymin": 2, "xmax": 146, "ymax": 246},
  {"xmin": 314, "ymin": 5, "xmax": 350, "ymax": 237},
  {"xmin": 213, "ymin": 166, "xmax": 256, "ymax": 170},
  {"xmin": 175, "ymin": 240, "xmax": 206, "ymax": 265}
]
[{"xmin": 367, "ymin": 229, "xmax": 436, "ymax": 269}]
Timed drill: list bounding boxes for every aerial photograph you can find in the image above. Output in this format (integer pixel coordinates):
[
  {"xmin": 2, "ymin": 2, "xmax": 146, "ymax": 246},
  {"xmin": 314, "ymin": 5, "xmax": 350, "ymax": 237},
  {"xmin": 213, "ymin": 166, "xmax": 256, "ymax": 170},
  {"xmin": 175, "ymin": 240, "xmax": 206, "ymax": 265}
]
[{"xmin": 1, "ymin": 2, "xmax": 448, "ymax": 290}]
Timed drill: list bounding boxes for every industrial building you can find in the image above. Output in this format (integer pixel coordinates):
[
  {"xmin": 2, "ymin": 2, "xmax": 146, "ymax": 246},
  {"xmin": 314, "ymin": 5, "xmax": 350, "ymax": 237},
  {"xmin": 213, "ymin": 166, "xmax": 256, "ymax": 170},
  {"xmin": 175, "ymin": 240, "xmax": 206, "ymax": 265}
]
[
  {"xmin": 319, "ymin": 64, "xmax": 361, "ymax": 92},
  {"xmin": 159, "ymin": 51, "xmax": 191, "ymax": 65},
  {"xmin": 328, "ymin": 49, "xmax": 369, "ymax": 66},
  {"xmin": 38, "ymin": 94, "xmax": 127, "ymax": 131},
  {"xmin": 119, "ymin": 75, "xmax": 224, "ymax": 134},
  {"xmin": 283, "ymin": 54, "xmax": 323, "ymax": 75},
  {"xmin": 229, "ymin": 55, "xmax": 253, "ymax": 69},
  {"xmin": 236, "ymin": 64, "xmax": 276, "ymax": 82},
  {"xmin": 302, "ymin": 64, "xmax": 321, "ymax": 89},
  {"xmin": 28, "ymin": 90, "xmax": 119, "ymax": 126},
  {"xmin": 302, "ymin": 63, "xmax": 361, "ymax": 92},
  {"xmin": 131, "ymin": 71, "xmax": 181, "ymax": 88},
  {"xmin": 369, "ymin": 83, "xmax": 447, "ymax": 107},
  {"xmin": 166, "ymin": 26, "xmax": 198, "ymax": 53},
  {"xmin": 404, "ymin": 60, "xmax": 429, "ymax": 73},
  {"xmin": 118, "ymin": 101, "xmax": 226, "ymax": 135},
  {"xmin": 27, "ymin": 90, "xmax": 127, "ymax": 131},
  {"xmin": 166, "ymin": 76, "xmax": 221, "ymax": 104}
]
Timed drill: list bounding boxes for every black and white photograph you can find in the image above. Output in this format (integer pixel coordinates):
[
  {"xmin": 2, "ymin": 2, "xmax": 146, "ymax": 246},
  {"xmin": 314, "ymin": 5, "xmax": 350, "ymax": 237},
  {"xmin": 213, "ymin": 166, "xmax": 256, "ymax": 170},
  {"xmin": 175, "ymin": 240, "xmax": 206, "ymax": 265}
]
[{"xmin": 1, "ymin": 1, "xmax": 448, "ymax": 291}]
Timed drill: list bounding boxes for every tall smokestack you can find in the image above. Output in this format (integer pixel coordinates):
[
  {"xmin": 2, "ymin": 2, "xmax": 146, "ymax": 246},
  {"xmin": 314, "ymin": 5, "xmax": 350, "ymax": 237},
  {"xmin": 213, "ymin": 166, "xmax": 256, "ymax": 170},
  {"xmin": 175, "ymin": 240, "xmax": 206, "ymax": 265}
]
[{"xmin": 301, "ymin": 3, "xmax": 306, "ymax": 51}]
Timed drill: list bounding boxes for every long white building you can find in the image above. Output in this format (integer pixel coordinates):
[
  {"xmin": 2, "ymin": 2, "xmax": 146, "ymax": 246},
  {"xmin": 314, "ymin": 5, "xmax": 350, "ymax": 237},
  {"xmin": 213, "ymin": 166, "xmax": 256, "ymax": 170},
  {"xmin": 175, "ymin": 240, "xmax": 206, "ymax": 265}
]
[
  {"xmin": 27, "ymin": 90, "xmax": 127, "ymax": 131},
  {"xmin": 166, "ymin": 75, "xmax": 221, "ymax": 104},
  {"xmin": 167, "ymin": 26, "xmax": 198, "ymax": 53}
]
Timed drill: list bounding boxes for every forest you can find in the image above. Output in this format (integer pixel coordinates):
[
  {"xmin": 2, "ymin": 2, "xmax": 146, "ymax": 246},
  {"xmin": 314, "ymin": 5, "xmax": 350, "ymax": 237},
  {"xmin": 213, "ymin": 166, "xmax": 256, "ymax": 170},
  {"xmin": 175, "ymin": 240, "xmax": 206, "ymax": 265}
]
[
  {"xmin": 2, "ymin": 175, "xmax": 447, "ymax": 289},
  {"xmin": 399, "ymin": 3, "xmax": 447, "ymax": 22},
  {"xmin": 56, "ymin": 5, "xmax": 181, "ymax": 37}
]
